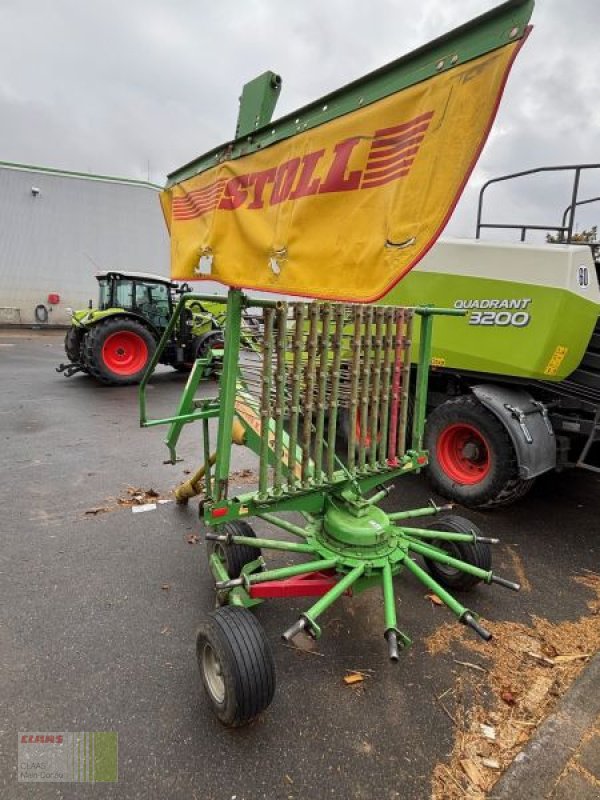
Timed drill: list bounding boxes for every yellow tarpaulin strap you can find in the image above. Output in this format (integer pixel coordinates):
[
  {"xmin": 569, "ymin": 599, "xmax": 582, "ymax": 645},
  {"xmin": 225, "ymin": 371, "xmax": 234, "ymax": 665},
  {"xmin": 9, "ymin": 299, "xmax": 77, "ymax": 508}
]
[{"xmin": 161, "ymin": 38, "xmax": 526, "ymax": 302}]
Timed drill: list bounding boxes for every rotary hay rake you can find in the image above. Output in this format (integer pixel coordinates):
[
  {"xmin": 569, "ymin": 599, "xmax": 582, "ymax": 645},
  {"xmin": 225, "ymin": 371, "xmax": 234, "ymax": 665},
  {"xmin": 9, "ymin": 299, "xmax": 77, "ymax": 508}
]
[
  {"xmin": 140, "ymin": 291, "xmax": 520, "ymax": 726},
  {"xmin": 140, "ymin": 0, "xmax": 534, "ymax": 726}
]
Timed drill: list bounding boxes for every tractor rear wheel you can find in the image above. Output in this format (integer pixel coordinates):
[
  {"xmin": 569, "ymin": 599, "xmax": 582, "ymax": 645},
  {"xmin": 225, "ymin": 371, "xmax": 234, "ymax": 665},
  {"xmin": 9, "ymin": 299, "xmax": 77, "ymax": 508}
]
[
  {"xmin": 196, "ymin": 606, "xmax": 276, "ymax": 727},
  {"xmin": 424, "ymin": 395, "xmax": 534, "ymax": 509},
  {"xmin": 84, "ymin": 318, "xmax": 156, "ymax": 385}
]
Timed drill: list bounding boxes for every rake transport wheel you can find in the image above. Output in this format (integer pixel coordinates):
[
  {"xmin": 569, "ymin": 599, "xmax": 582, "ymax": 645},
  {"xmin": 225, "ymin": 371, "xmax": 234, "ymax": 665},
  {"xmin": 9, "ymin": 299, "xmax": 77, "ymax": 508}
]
[
  {"xmin": 207, "ymin": 521, "xmax": 261, "ymax": 579},
  {"xmin": 196, "ymin": 606, "xmax": 276, "ymax": 727},
  {"xmin": 425, "ymin": 395, "xmax": 534, "ymax": 509},
  {"xmin": 84, "ymin": 318, "xmax": 156, "ymax": 386},
  {"xmin": 423, "ymin": 514, "xmax": 491, "ymax": 590}
]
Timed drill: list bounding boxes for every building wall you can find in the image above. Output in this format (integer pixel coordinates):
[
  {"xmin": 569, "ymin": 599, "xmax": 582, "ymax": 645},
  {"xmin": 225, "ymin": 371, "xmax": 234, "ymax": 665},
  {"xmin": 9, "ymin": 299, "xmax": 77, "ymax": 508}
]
[{"xmin": 0, "ymin": 164, "xmax": 169, "ymax": 324}]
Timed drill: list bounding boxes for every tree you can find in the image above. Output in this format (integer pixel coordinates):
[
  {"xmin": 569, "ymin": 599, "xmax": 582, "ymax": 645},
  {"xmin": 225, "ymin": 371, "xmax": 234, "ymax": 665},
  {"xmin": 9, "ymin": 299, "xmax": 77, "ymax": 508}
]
[{"xmin": 546, "ymin": 225, "xmax": 597, "ymax": 244}]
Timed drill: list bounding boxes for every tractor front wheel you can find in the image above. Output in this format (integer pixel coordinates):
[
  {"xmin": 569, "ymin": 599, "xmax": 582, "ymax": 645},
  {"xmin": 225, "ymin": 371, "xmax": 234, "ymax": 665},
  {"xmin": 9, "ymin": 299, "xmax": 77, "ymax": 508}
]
[
  {"xmin": 64, "ymin": 327, "xmax": 85, "ymax": 363},
  {"xmin": 84, "ymin": 318, "xmax": 156, "ymax": 385},
  {"xmin": 425, "ymin": 395, "xmax": 534, "ymax": 509}
]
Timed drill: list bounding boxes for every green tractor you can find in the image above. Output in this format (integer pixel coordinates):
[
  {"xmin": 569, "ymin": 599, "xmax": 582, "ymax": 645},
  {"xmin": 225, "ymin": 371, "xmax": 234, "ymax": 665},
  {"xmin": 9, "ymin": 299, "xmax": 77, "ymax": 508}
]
[{"xmin": 57, "ymin": 270, "xmax": 224, "ymax": 385}]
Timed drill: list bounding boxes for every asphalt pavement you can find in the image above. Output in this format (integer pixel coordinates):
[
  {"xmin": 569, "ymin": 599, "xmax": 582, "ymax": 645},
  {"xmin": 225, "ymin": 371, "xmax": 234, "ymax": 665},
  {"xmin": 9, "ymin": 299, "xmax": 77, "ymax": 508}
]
[{"xmin": 1, "ymin": 330, "xmax": 599, "ymax": 799}]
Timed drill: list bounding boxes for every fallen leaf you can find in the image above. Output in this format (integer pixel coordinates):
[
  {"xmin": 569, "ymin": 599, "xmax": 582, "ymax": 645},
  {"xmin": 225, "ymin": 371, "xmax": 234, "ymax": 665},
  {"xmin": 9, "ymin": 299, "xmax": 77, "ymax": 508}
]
[
  {"xmin": 160, "ymin": 625, "xmax": 171, "ymax": 635},
  {"xmin": 186, "ymin": 534, "xmax": 200, "ymax": 545},
  {"xmin": 84, "ymin": 507, "xmax": 109, "ymax": 515},
  {"xmin": 343, "ymin": 672, "xmax": 365, "ymax": 686},
  {"xmin": 501, "ymin": 690, "xmax": 517, "ymax": 706},
  {"xmin": 426, "ymin": 593, "xmax": 444, "ymax": 606},
  {"xmin": 146, "ymin": 488, "xmax": 159, "ymax": 498}
]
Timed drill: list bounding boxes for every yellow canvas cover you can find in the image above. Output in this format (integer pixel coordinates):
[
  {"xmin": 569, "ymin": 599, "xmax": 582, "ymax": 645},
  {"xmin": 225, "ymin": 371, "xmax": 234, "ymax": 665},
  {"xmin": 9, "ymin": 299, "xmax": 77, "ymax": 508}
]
[{"xmin": 161, "ymin": 34, "xmax": 528, "ymax": 302}]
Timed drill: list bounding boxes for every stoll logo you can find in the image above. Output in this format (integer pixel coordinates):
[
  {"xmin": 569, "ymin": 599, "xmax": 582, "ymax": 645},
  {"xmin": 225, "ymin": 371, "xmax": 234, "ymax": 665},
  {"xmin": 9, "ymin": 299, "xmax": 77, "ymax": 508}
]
[
  {"xmin": 18, "ymin": 731, "xmax": 118, "ymax": 783},
  {"xmin": 172, "ymin": 110, "xmax": 434, "ymax": 221}
]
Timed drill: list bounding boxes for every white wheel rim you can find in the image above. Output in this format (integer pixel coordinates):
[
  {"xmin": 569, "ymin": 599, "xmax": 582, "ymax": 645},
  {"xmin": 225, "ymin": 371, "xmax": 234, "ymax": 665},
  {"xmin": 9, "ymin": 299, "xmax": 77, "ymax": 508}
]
[{"xmin": 202, "ymin": 643, "xmax": 225, "ymax": 704}]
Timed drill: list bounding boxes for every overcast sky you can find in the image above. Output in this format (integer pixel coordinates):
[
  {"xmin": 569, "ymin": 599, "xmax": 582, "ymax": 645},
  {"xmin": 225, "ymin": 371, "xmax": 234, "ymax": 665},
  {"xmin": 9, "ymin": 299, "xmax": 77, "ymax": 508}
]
[{"xmin": 1, "ymin": 0, "xmax": 599, "ymax": 238}]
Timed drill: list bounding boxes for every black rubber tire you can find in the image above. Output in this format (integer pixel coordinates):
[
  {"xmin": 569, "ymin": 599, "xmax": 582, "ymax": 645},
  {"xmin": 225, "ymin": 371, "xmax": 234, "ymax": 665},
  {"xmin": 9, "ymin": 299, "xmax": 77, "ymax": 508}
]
[
  {"xmin": 64, "ymin": 327, "xmax": 85, "ymax": 363},
  {"xmin": 422, "ymin": 514, "xmax": 491, "ymax": 591},
  {"xmin": 84, "ymin": 317, "xmax": 156, "ymax": 386},
  {"xmin": 196, "ymin": 606, "xmax": 276, "ymax": 727},
  {"xmin": 424, "ymin": 395, "xmax": 534, "ymax": 509},
  {"xmin": 207, "ymin": 521, "xmax": 261, "ymax": 579}
]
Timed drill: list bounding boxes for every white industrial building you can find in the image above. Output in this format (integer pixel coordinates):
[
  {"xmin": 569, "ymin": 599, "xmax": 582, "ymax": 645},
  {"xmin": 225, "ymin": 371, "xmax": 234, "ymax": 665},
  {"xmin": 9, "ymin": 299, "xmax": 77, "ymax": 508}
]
[{"xmin": 0, "ymin": 161, "xmax": 169, "ymax": 325}]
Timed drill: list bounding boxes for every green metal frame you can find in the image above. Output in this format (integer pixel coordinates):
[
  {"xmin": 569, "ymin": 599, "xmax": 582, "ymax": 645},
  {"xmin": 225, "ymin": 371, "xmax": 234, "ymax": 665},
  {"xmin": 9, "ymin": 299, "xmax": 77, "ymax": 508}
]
[{"xmin": 139, "ymin": 290, "xmax": 521, "ymax": 656}]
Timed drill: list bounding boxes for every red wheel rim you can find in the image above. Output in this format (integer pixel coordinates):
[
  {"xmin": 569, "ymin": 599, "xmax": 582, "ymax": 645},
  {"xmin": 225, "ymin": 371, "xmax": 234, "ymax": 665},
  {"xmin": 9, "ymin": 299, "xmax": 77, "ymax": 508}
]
[
  {"xmin": 437, "ymin": 423, "xmax": 491, "ymax": 484},
  {"xmin": 102, "ymin": 331, "xmax": 148, "ymax": 375}
]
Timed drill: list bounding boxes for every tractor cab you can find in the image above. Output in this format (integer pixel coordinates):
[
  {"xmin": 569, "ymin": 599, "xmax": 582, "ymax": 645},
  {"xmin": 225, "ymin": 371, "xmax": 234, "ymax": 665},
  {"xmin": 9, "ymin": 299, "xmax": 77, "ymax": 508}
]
[{"xmin": 96, "ymin": 271, "xmax": 176, "ymax": 332}]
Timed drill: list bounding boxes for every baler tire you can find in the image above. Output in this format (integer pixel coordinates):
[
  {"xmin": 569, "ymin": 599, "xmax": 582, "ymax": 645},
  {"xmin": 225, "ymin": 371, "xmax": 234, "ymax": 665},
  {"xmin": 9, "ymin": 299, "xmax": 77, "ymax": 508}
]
[
  {"xmin": 84, "ymin": 318, "xmax": 156, "ymax": 386},
  {"xmin": 207, "ymin": 521, "xmax": 261, "ymax": 579},
  {"xmin": 196, "ymin": 606, "xmax": 275, "ymax": 727},
  {"xmin": 422, "ymin": 514, "xmax": 491, "ymax": 590},
  {"xmin": 425, "ymin": 395, "xmax": 533, "ymax": 509}
]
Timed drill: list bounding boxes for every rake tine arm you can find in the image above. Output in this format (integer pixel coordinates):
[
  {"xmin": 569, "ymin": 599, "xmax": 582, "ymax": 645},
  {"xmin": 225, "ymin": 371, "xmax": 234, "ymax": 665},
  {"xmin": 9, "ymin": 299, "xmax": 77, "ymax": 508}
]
[
  {"xmin": 283, "ymin": 563, "xmax": 365, "ymax": 641},
  {"xmin": 401, "ymin": 555, "xmax": 492, "ymax": 642}
]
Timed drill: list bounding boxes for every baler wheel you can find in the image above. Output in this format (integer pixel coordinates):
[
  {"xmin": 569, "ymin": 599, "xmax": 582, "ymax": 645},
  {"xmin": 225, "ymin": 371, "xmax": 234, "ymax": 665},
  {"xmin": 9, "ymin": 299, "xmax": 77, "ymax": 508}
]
[
  {"xmin": 425, "ymin": 395, "xmax": 534, "ymax": 508},
  {"xmin": 196, "ymin": 606, "xmax": 275, "ymax": 727}
]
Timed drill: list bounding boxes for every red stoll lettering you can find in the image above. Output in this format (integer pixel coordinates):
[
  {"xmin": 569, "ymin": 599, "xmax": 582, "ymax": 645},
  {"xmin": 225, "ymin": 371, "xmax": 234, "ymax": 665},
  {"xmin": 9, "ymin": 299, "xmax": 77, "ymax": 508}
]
[
  {"xmin": 319, "ymin": 137, "xmax": 363, "ymax": 194},
  {"xmin": 247, "ymin": 168, "xmax": 277, "ymax": 209},
  {"xmin": 289, "ymin": 150, "xmax": 326, "ymax": 199},
  {"xmin": 271, "ymin": 158, "xmax": 301, "ymax": 205},
  {"xmin": 218, "ymin": 175, "xmax": 250, "ymax": 210}
]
